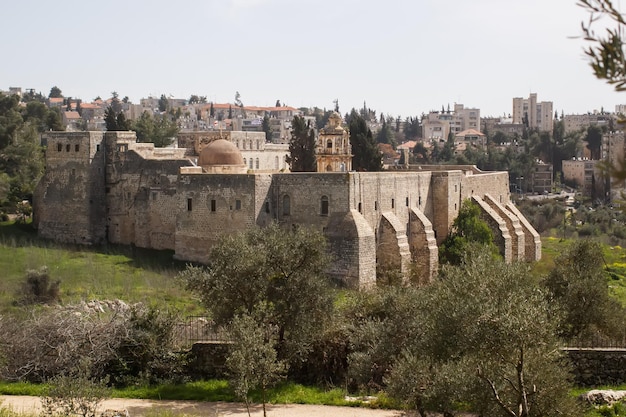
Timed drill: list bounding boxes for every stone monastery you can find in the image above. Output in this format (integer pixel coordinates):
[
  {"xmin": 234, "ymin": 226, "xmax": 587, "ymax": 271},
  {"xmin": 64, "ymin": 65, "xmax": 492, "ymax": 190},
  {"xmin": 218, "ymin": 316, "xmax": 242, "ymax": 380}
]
[{"xmin": 34, "ymin": 113, "xmax": 540, "ymax": 288}]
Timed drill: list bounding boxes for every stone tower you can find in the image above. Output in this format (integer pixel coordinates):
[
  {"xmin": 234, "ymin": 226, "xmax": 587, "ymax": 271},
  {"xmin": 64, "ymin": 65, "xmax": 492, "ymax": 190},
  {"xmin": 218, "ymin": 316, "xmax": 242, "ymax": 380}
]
[{"xmin": 316, "ymin": 112, "xmax": 352, "ymax": 172}]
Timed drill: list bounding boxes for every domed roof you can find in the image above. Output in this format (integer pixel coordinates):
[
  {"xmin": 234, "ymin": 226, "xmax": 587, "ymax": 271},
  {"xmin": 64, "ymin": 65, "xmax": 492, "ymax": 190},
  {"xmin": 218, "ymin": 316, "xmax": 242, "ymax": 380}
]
[{"xmin": 198, "ymin": 139, "xmax": 244, "ymax": 167}]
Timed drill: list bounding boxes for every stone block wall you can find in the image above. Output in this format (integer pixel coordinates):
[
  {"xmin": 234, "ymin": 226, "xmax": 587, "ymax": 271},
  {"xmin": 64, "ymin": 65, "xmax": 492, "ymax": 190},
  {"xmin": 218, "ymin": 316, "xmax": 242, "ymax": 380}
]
[
  {"xmin": 565, "ymin": 348, "xmax": 626, "ymax": 386},
  {"xmin": 35, "ymin": 132, "xmax": 107, "ymax": 244},
  {"xmin": 472, "ymin": 195, "xmax": 512, "ymax": 262},
  {"xmin": 175, "ymin": 174, "xmax": 260, "ymax": 263}
]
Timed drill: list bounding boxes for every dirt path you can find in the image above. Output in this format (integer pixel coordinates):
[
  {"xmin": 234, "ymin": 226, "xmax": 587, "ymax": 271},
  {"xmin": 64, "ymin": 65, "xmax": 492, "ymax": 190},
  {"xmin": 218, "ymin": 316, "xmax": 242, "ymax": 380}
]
[{"xmin": 0, "ymin": 395, "xmax": 407, "ymax": 417}]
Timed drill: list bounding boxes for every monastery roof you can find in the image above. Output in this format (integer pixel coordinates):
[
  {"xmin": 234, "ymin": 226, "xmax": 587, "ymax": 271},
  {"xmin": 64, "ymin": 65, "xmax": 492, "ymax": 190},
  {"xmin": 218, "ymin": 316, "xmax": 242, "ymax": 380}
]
[{"xmin": 198, "ymin": 139, "xmax": 244, "ymax": 167}]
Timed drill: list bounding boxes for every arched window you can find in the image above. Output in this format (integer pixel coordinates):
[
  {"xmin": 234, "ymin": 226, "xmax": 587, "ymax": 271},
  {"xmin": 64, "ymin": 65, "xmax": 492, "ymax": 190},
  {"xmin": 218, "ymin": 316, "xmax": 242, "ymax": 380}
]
[
  {"xmin": 275, "ymin": 156, "xmax": 279, "ymax": 169},
  {"xmin": 326, "ymin": 139, "xmax": 333, "ymax": 149},
  {"xmin": 249, "ymin": 158, "xmax": 254, "ymax": 169},
  {"xmin": 255, "ymin": 158, "xmax": 260, "ymax": 169},
  {"xmin": 320, "ymin": 195, "xmax": 329, "ymax": 216},
  {"xmin": 243, "ymin": 158, "xmax": 247, "ymax": 166},
  {"xmin": 282, "ymin": 195, "xmax": 290, "ymax": 216}
]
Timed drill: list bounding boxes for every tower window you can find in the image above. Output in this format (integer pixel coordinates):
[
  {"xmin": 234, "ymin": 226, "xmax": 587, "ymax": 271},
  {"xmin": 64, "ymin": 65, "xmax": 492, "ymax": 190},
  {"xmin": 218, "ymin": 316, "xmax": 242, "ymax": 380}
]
[
  {"xmin": 255, "ymin": 158, "xmax": 259, "ymax": 169},
  {"xmin": 187, "ymin": 198, "xmax": 192, "ymax": 211},
  {"xmin": 66, "ymin": 144, "xmax": 70, "ymax": 152},
  {"xmin": 320, "ymin": 196, "xmax": 329, "ymax": 216},
  {"xmin": 211, "ymin": 199, "xmax": 216, "ymax": 212},
  {"xmin": 391, "ymin": 198, "xmax": 395, "ymax": 209},
  {"xmin": 265, "ymin": 201, "xmax": 270, "ymax": 213},
  {"xmin": 358, "ymin": 202, "xmax": 362, "ymax": 213},
  {"xmin": 327, "ymin": 139, "xmax": 333, "ymax": 149},
  {"xmin": 406, "ymin": 197, "xmax": 409, "ymax": 206},
  {"xmin": 57, "ymin": 143, "xmax": 62, "ymax": 152},
  {"xmin": 75, "ymin": 144, "xmax": 80, "ymax": 152}
]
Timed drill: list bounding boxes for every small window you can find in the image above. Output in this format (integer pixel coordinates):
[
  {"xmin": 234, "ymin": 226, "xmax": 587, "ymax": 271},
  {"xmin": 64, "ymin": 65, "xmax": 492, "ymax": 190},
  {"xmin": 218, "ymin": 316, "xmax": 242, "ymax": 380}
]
[
  {"xmin": 187, "ymin": 198, "xmax": 192, "ymax": 211},
  {"xmin": 75, "ymin": 144, "xmax": 80, "ymax": 152},
  {"xmin": 235, "ymin": 199, "xmax": 241, "ymax": 210},
  {"xmin": 243, "ymin": 158, "xmax": 247, "ymax": 166},
  {"xmin": 57, "ymin": 143, "xmax": 62, "ymax": 152},
  {"xmin": 66, "ymin": 144, "xmax": 70, "ymax": 152},
  {"xmin": 275, "ymin": 156, "xmax": 279, "ymax": 169},
  {"xmin": 454, "ymin": 184, "xmax": 457, "ymax": 192},
  {"xmin": 375, "ymin": 201, "xmax": 378, "ymax": 211},
  {"xmin": 320, "ymin": 196, "xmax": 329, "ymax": 216},
  {"xmin": 418, "ymin": 196, "xmax": 422, "ymax": 206},
  {"xmin": 282, "ymin": 195, "xmax": 291, "ymax": 216},
  {"xmin": 265, "ymin": 201, "xmax": 270, "ymax": 213},
  {"xmin": 152, "ymin": 192, "xmax": 157, "ymax": 201},
  {"xmin": 406, "ymin": 197, "xmax": 409, "ymax": 206},
  {"xmin": 327, "ymin": 139, "xmax": 333, "ymax": 149},
  {"xmin": 249, "ymin": 159, "xmax": 254, "ymax": 169},
  {"xmin": 391, "ymin": 198, "xmax": 395, "ymax": 209},
  {"xmin": 454, "ymin": 203, "xmax": 457, "ymax": 210},
  {"xmin": 358, "ymin": 202, "xmax": 362, "ymax": 213},
  {"xmin": 255, "ymin": 158, "xmax": 259, "ymax": 169},
  {"xmin": 211, "ymin": 199, "xmax": 216, "ymax": 212},
  {"xmin": 96, "ymin": 144, "xmax": 101, "ymax": 152}
]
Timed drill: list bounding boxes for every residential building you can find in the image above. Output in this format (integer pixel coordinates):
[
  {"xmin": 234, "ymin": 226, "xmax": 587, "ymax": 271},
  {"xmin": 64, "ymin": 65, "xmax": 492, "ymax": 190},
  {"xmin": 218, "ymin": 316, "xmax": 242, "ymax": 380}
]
[
  {"xmin": 512, "ymin": 93, "xmax": 553, "ymax": 132},
  {"xmin": 422, "ymin": 103, "xmax": 480, "ymax": 140}
]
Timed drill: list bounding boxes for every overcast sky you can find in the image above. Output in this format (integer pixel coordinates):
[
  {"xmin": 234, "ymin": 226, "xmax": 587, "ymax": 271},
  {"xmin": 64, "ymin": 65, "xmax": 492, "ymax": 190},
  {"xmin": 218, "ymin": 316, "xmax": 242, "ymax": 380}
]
[{"xmin": 2, "ymin": 0, "xmax": 625, "ymax": 118}]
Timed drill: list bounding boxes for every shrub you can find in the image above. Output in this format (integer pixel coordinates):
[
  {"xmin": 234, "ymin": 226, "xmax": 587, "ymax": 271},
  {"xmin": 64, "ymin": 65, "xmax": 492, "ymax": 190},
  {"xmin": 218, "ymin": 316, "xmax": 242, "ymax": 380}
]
[{"xmin": 16, "ymin": 266, "xmax": 60, "ymax": 305}]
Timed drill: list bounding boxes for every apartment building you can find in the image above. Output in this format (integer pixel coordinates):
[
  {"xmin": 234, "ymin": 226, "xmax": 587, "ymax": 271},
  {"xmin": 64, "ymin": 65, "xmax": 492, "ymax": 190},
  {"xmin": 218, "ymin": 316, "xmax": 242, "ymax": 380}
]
[
  {"xmin": 422, "ymin": 103, "xmax": 480, "ymax": 140},
  {"xmin": 512, "ymin": 93, "xmax": 553, "ymax": 132}
]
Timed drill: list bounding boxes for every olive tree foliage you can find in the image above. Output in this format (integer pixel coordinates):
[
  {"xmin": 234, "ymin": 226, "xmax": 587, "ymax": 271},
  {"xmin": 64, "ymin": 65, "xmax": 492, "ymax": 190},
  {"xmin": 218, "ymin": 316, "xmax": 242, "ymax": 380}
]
[
  {"xmin": 179, "ymin": 223, "xmax": 335, "ymax": 363},
  {"xmin": 579, "ymin": 0, "xmax": 626, "ymax": 182},
  {"xmin": 351, "ymin": 246, "xmax": 580, "ymax": 417},
  {"xmin": 543, "ymin": 239, "xmax": 626, "ymax": 341},
  {"xmin": 226, "ymin": 307, "xmax": 286, "ymax": 417}
]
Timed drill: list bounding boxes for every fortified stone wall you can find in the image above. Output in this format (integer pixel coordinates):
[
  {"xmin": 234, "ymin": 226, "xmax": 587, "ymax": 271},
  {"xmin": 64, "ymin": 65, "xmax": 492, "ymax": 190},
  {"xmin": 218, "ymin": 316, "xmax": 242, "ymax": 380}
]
[
  {"xmin": 104, "ymin": 132, "xmax": 193, "ymax": 250},
  {"xmin": 175, "ymin": 174, "xmax": 261, "ymax": 263},
  {"xmin": 460, "ymin": 171, "xmax": 509, "ymax": 205},
  {"xmin": 34, "ymin": 132, "xmax": 107, "ymax": 244}
]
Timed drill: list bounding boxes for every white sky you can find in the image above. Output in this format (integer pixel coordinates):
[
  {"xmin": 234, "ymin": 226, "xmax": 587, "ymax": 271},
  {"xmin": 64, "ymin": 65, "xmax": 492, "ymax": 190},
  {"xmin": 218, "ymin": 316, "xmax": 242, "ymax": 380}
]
[{"xmin": 2, "ymin": 0, "xmax": 626, "ymax": 118}]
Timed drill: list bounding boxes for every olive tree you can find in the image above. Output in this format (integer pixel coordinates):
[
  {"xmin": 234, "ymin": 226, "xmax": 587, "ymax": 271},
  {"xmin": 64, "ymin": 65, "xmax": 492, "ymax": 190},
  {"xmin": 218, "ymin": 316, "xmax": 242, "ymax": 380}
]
[{"xmin": 179, "ymin": 223, "xmax": 335, "ymax": 364}]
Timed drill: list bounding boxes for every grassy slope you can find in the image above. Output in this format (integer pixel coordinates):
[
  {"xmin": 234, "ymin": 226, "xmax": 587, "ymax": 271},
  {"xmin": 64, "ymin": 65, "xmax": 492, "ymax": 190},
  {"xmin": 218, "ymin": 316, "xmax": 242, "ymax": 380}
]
[
  {"xmin": 534, "ymin": 236, "xmax": 626, "ymax": 306},
  {"xmin": 0, "ymin": 221, "xmax": 200, "ymax": 314}
]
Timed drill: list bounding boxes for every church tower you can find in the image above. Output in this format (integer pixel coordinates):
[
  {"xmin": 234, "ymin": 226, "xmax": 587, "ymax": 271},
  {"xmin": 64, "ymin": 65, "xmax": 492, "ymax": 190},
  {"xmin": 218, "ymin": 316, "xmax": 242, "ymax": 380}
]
[{"xmin": 316, "ymin": 112, "xmax": 352, "ymax": 172}]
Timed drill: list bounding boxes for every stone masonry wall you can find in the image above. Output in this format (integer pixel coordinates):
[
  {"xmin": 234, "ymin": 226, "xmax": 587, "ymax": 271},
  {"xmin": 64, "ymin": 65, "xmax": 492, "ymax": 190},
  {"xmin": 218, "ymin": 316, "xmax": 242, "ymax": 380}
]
[
  {"xmin": 35, "ymin": 132, "xmax": 107, "ymax": 244},
  {"xmin": 565, "ymin": 348, "xmax": 626, "ymax": 386},
  {"xmin": 175, "ymin": 174, "xmax": 260, "ymax": 263}
]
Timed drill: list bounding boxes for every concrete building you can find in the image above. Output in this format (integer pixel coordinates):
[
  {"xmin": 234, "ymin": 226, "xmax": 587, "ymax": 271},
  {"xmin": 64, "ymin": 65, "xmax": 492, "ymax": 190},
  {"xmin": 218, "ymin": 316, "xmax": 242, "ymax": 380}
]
[
  {"xmin": 422, "ymin": 104, "xmax": 480, "ymax": 141},
  {"xmin": 34, "ymin": 116, "xmax": 540, "ymax": 289},
  {"xmin": 512, "ymin": 93, "xmax": 553, "ymax": 132}
]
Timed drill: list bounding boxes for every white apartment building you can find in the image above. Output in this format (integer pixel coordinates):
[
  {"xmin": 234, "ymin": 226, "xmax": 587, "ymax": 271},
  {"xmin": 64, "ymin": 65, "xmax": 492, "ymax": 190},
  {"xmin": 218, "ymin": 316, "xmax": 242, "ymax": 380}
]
[
  {"xmin": 512, "ymin": 93, "xmax": 553, "ymax": 132},
  {"xmin": 422, "ymin": 103, "xmax": 480, "ymax": 140}
]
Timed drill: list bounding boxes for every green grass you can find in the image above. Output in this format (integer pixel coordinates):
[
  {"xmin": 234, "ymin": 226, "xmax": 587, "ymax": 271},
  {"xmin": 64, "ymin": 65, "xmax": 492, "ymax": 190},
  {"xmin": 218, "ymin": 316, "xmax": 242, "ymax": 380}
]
[
  {"xmin": 531, "ymin": 237, "xmax": 626, "ymax": 306},
  {"xmin": 0, "ymin": 221, "xmax": 200, "ymax": 314},
  {"xmin": 0, "ymin": 380, "xmax": 385, "ymax": 409}
]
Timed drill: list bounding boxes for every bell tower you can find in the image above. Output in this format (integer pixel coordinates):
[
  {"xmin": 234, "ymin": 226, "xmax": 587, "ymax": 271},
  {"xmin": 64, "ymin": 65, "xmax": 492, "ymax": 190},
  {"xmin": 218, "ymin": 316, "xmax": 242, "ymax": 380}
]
[{"xmin": 316, "ymin": 112, "xmax": 352, "ymax": 172}]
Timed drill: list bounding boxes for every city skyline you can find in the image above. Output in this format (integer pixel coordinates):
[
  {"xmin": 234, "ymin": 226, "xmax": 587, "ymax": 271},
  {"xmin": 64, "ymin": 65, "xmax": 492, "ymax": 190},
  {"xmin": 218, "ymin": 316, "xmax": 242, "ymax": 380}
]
[{"xmin": 2, "ymin": 0, "xmax": 625, "ymax": 118}]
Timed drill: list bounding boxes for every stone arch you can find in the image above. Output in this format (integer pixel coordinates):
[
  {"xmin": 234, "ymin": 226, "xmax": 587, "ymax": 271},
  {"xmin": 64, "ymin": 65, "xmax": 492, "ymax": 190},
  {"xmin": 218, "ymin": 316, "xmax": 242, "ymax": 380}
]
[
  {"xmin": 377, "ymin": 212, "xmax": 411, "ymax": 285},
  {"xmin": 484, "ymin": 194, "xmax": 525, "ymax": 261},
  {"xmin": 471, "ymin": 196, "xmax": 512, "ymax": 262},
  {"xmin": 408, "ymin": 208, "xmax": 438, "ymax": 284},
  {"xmin": 326, "ymin": 164, "xmax": 333, "ymax": 172},
  {"xmin": 324, "ymin": 210, "xmax": 376, "ymax": 289}
]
